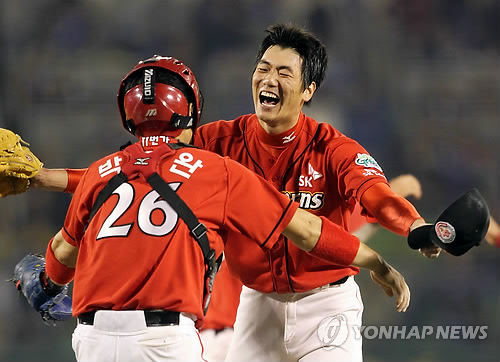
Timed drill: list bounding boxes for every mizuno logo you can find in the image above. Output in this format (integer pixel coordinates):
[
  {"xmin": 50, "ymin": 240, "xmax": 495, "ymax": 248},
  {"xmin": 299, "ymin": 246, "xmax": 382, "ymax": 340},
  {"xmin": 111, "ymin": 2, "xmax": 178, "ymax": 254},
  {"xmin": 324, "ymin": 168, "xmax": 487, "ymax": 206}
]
[
  {"xmin": 144, "ymin": 69, "xmax": 154, "ymax": 97},
  {"xmin": 145, "ymin": 109, "xmax": 157, "ymax": 117},
  {"xmin": 134, "ymin": 157, "xmax": 151, "ymax": 165},
  {"xmin": 282, "ymin": 132, "xmax": 296, "ymax": 144},
  {"xmin": 308, "ymin": 163, "xmax": 323, "ymax": 180}
]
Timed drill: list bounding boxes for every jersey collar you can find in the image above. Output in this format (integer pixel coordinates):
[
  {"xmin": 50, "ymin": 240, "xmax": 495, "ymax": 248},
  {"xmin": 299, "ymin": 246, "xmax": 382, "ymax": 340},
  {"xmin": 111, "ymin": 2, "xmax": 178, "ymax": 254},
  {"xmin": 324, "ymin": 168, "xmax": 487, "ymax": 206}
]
[{"xmin": 255, "ymin": 113, "xmax": 305, "ymax": 147}]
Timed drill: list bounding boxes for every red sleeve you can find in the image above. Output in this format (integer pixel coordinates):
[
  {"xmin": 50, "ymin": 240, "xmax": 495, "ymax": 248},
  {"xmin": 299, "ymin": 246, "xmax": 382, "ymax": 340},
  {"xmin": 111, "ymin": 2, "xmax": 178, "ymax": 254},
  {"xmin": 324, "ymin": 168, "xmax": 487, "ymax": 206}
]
[
  {"xmin": 360, "ymin": 182, "xmax": 422, "ymax": 236},
  {"xmin": 332, "ymin": 142, "xmax": 389, "ymax": 203},
  {"xmin": 192, "ymin": 126, "xmax": 207, "ymax": 149},
  {"xmin": 348, "ymin": 203, "xmax": 369, "ymax": 232},
  {"xmin": 222, "ymin": 158, "xmax": 299, "ymax": 250},
  {"xmin": 65, "ymin": 168, "xmax": 87, "ymax": 193},
  {"xmin": 62, "ymin": 168, "xmax": 93, "ymax": 246}
]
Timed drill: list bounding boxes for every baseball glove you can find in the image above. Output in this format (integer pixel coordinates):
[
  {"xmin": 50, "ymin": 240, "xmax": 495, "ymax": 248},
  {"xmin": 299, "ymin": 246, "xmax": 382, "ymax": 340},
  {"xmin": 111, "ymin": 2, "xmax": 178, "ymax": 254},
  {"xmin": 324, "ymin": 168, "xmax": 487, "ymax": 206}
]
[
  {"xmin": 12, "ymin": 254, "xmax": 72, "ymax": 324},
  {"xmin": 0, "ymin": 128, "xmax": 43, "ymax": 197},
  {"xmin": 408, "ymin": 188, "xmax": 490, "ymax": 256}
]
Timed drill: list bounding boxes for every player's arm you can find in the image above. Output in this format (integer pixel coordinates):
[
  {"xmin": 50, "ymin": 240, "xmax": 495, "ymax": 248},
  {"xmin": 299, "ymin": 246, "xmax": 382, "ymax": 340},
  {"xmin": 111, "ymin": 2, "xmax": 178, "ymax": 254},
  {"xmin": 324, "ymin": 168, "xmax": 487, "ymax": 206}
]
[
  {"xmin": 353, "ymin": 174, "xmax": 423, "ymax": 243},
  {"xmin": 282, "ymin": 208, "xmax": 410, "ymax": 312},
  {"xmin": 31, "ymin": 168, "xmax": 86, "ymax": 193},
  {"xmin": 45, "ymin": 229, "xmax": 78, "ymax": 286},
  {"xmin": 360, "ymin": 182, "xmax": 440, "ymax": 258}
]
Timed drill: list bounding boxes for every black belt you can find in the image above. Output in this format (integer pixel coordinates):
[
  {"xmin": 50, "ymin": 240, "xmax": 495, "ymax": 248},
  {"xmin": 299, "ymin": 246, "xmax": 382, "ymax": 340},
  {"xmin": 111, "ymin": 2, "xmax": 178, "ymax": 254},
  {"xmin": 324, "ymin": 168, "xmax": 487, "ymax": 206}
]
[
  {"xmin": 329, "ymin": 275, "xmax": 349, "ymax": 286},
  {"xmin": 77, "ymin": 310, "xmax": 180, "ymax": 327}
]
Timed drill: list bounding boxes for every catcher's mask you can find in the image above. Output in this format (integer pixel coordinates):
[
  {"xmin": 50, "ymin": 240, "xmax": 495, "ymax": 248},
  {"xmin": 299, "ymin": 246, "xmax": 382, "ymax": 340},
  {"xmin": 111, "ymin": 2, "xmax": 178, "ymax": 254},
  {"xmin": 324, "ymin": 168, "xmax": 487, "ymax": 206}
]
[{"xmin": 118, "ymin": 55, "xmax": 203, "ymax": 137}]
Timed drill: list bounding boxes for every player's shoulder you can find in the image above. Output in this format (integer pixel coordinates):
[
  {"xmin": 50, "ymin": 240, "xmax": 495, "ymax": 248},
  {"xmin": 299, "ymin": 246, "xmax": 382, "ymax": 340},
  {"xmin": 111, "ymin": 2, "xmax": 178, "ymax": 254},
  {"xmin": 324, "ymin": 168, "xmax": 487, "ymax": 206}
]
[
  {"xmin": 86, "ymin": 150, "xmax": 125, "ymax": 176},
  {"xmin": 173, "ymin": 142, "xmax": 231, "ymax": 166},
  {"xmin": 194, "ymin": 114, "xmax": 252, "ymax": 145},
  {"xmin": 312, "ymin": 118, "xmax": 363, "ymax": 150}
]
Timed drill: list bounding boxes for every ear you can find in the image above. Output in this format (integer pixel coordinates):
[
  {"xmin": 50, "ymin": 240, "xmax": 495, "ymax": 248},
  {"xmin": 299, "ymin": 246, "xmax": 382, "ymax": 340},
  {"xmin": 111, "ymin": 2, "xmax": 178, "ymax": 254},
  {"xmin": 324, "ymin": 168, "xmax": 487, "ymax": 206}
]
[{"xmin": 302, "ymin": 81, "xmax": 317, "ymax": 103}]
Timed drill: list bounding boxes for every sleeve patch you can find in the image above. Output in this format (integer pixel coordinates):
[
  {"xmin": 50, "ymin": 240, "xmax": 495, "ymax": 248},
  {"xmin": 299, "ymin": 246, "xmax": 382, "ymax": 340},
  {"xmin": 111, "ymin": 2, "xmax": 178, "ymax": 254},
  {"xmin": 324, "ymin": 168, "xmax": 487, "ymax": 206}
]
[{"xmin": 355, "ymin": 153, "xmax": 383, "ymax": 172}]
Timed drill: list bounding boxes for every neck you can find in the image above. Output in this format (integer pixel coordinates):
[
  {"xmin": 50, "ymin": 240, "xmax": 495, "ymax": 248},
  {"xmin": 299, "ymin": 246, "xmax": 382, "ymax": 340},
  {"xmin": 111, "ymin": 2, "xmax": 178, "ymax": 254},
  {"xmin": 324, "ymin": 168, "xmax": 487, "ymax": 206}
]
[
  {"xmin": 257, "ymin": 115, "xmax": 300, "ymax": 135},
  {"xmin": 176, "ymin": 129, "xmax": 193, "ymax": 144}
]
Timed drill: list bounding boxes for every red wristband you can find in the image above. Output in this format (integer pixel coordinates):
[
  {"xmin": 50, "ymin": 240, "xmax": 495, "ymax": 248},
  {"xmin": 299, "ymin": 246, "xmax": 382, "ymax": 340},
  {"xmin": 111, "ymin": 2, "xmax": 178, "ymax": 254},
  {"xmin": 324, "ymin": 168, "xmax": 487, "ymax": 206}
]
[
  {"xmin": 496, "ymin": 233, "xmax": 500, "ymax": 248},
  {"xmin": 308, "ymin": 216, "xmax": 360, "ymax": 266},
  {"xmin": 45, "ymin": 238, "xmax": 75, "ymax": 285},
  {"xmin": 65, "ymin": 168, "xmax": 86, "ymax": 193}
]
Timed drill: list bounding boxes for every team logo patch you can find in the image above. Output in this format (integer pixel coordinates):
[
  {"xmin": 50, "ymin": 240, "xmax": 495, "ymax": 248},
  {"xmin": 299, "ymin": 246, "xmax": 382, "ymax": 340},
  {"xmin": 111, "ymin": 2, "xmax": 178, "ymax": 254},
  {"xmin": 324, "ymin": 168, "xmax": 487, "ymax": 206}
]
[
  {"xmin": 308, "ymin": 163, "xmax": 323, "ymax": 180},
  {"xmin": 435, "ymin": 221, "xmax": 456, "ymax": 243},
  {"xmin": 355, "ymin": 153, "xmax": 383, "ymax": 172}
]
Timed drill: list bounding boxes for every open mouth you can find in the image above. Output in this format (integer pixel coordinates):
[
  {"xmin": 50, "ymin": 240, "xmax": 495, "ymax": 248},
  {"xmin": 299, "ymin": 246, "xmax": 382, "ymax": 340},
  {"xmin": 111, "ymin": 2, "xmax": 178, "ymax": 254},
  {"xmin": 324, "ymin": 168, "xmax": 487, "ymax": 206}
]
[{"xmin": 259, "ymin": 91, "xmax": 280, "ymax": 106}]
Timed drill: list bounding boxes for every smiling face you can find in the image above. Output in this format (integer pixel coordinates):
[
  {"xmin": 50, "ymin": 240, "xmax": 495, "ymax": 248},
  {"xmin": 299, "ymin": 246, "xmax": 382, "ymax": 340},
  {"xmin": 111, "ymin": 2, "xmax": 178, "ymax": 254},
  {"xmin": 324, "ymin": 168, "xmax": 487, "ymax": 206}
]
[{"xmin": 252, "ymin": 46, "xmax": 316, "ymax": 134}]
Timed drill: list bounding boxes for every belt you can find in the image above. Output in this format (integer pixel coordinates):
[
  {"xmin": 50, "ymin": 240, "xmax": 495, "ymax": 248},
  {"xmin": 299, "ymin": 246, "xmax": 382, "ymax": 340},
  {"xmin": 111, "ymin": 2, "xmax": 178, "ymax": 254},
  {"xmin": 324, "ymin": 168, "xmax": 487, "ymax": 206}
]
[
  {"xmin": 77, "ymin": 310, "xmax": 180, "ymax": 327},
  {"xmin": 329, "ymin": 275, "xmax": 349, "ymax": 286}
]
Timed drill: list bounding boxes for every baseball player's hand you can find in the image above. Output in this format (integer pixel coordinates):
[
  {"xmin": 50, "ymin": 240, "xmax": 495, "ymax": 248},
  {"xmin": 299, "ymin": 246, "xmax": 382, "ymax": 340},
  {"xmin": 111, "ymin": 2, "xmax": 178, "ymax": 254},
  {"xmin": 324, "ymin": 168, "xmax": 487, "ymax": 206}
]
[
  {"xmin": 370, "ymin": 263, "xmax": 410, "ymax": 312},
  {"xmin": 419, "ymin": 245, "xmax": 441, "ymax": 258},
  {"xmin": 11, "ymin": 254, "xmax": 72, "ymax": 324},
  {"xmin": 388, "ymin": 174, "xmax": 422, "ymax": 199},
  {"xmin": 410, "ymin": 219, "xmax": 442, "ymax": 258}
]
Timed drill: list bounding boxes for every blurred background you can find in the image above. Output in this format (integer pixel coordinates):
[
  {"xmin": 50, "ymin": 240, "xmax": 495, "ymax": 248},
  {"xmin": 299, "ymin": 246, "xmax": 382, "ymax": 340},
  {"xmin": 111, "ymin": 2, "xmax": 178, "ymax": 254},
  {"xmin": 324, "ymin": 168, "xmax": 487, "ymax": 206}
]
[{"xmin": 0, "ymin": 0, "xmax": 498, "ymax": 361}]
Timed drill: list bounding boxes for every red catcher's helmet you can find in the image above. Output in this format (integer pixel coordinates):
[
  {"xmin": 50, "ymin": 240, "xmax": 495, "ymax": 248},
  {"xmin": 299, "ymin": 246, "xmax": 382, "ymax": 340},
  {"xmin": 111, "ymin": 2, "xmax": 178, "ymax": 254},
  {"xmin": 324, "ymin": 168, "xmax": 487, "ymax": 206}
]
[{"xmin": 117, "ymin": 55, "xmax": 202, "ymax": 137}]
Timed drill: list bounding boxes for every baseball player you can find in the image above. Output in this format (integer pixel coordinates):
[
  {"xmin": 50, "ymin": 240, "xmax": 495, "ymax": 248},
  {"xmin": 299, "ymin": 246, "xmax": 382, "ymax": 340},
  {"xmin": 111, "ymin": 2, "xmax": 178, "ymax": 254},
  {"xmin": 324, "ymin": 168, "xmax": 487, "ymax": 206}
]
[
  {"xmin": 12, "ymin": 55, "xmax": 410, "ymax": 362},
  {"xmin": 197, "ymin": 173, "xmax": 423, "ymax": 362}
]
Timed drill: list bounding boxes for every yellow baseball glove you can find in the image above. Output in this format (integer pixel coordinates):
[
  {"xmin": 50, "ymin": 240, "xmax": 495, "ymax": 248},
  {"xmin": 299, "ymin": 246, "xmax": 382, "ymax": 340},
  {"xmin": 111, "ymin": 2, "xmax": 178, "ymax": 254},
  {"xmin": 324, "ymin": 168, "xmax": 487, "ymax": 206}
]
[{"xmin": 0, "ymin": 128, "xmax": 43, "ymax": 197}]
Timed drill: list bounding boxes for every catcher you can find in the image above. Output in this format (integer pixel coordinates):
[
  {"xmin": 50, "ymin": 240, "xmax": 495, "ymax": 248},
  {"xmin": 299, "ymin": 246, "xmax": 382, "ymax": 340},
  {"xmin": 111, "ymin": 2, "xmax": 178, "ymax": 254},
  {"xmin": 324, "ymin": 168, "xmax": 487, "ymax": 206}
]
[{"xmin": 0, "ymin": 128, "xmax": 43, "ymax": 197}]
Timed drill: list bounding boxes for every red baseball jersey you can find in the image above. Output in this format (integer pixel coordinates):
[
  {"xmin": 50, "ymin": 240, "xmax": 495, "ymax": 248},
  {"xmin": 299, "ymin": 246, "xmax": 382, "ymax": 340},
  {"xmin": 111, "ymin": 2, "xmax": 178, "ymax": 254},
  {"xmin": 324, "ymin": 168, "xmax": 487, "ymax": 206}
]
[
  {"xmin": 201, "ymin": 202, "xmax": 371, "ymax": 331},
  {"xmin": 194, "ymin": 112, "xmax": 389, "ymax": 293},
  {"xmin": 61, "ymin": 138, "xmax": 298, "ymax": 323}
]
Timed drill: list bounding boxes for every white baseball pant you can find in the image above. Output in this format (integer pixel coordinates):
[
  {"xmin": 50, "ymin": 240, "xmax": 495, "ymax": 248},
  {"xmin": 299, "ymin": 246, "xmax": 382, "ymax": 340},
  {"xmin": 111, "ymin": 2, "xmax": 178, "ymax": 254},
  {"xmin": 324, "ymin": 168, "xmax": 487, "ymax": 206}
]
[
  {"xmin": 72, "ymin": 310, "xmax": 205, "ymax": 362},
  {"xmin": 224, "ymin": 276, "xmax": 364, "ymax": 362},
  {"xmin": 199, "ymin": 327, "xmax": 234, "ymax": 362}
]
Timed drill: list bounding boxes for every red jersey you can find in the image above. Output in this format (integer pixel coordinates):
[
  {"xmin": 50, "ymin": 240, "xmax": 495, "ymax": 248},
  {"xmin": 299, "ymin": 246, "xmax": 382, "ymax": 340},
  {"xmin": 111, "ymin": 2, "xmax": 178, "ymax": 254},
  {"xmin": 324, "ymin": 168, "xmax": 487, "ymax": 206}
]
[
  {"xmin": 201, "ymin": 202, "xmax": 372, "ymax": 332},
  {"xmin": 193, "ymin": 112, "xmax": 388, "ymax": 293},
  {"xmin": 61, "ymin": 138, "xmax": 298, "ymax": 323}
]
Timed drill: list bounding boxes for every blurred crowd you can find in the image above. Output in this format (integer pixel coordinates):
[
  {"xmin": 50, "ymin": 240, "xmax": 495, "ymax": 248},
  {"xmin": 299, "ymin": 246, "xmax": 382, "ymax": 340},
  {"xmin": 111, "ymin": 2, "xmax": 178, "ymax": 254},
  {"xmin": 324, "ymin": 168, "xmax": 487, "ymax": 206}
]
[{"xmin": 0, "ymin": 0, "xmax": 498, "ymax": 361}]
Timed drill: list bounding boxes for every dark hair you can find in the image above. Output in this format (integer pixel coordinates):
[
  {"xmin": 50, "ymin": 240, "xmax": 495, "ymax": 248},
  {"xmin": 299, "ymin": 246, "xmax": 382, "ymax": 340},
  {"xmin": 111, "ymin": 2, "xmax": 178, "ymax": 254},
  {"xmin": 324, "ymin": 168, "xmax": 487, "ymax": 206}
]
[{"xmin": 255, "ymin": 24, "xmax": 328, "ymax": 95}]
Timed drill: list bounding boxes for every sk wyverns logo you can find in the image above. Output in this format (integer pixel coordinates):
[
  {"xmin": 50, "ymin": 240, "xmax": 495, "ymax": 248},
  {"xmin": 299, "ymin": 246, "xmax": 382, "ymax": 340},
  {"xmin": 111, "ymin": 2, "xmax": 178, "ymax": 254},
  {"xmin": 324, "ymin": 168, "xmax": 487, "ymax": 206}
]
[
  {"xmin": 282, "ymin": 131, "xmax": 296, "ymax": 144},
  {"xmin": 299, "ymin": 163, "xmax": 323, "ymax": 188},
  {"xmin": 283, "ymin": 191, "xmax": 325, "ymax": 210},
  {"xmin": 134, "ymin": 157, "xmax": 151, "ymax": 166},
  {"xmin": 355, "ymin": 153, "xmax": 383, "ymax": 172},
  {"xmin": 435, "ymin": 221, "xmax": 456, "ymax": 243},
  {"xmin": 308, "ymin": 163, "xmax": 323, "ymax": 180},
  {"xmin": 145, "ymin": 109, "xmax": 157, "ymax": 117}
]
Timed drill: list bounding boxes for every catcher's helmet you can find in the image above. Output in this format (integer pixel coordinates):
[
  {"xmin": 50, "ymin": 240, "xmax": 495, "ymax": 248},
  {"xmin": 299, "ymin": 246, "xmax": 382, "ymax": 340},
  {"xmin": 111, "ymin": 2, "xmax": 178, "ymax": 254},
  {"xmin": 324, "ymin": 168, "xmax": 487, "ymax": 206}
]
[{"xmin": 117, "ymin": 55, "xmax": 202, "ymax": 137}]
